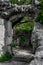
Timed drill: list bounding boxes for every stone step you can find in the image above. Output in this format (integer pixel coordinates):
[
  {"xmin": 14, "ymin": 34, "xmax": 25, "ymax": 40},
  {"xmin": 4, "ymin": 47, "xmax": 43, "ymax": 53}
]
[
  {"xmin": 13, "ymin": 56, "xmax": 34, "ymax": 63},
  {"xmin": 12, "ymin": 48, "xmax": 34, "ymax": 63}
]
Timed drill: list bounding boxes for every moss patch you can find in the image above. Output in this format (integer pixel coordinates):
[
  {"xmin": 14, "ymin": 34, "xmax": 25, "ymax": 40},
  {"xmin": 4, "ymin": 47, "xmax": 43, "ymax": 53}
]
[{"xmin": 0, "ymin": 52, "xmax": 12, "ymax": 62}]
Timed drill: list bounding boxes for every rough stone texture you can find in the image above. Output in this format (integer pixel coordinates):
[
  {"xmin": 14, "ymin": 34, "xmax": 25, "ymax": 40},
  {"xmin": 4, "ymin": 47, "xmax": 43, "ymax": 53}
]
[
  {"xmin": 4, "ymin": 20, "xmax": 13, "ymax": 54},
  {"xmin": 0, "ymin": 18, "xmax": 13, "ymax": 56},
  {"xmin": 30, "ymin": 22, "xmax": 43, "ymax": 65},
  {"xmin": 31, "ymin": 22, "xmax": 42, "ymax": 53},
  {"xmin": 0, "ymin": 18, "xmax": 5, "ymax": 56},
  {"xmin": 0, "ymin": 18, "xmax": 43, "ymax": 65}
]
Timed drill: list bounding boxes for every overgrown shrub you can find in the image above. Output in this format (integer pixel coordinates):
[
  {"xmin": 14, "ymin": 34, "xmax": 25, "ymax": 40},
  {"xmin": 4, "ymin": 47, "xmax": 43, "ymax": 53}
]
[{"xmin": 15, "ymin": 21, "xmax": 34, "ymax": 31}]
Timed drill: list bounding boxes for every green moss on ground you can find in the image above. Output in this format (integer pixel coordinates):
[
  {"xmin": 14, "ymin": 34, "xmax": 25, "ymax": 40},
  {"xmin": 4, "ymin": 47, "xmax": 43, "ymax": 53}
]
[{"xmin": 0, "ymin": 52, "xmax": 12, "ymax": 62}]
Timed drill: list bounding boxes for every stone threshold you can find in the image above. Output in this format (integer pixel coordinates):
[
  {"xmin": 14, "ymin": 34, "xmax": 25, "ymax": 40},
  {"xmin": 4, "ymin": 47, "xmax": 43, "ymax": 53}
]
[{"xmin": 12, "ymin": 48, "xmax": 34, "ymax": 63}]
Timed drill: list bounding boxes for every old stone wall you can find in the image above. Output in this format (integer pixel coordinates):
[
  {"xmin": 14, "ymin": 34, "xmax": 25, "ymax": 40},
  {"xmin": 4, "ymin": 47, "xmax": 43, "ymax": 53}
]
[{"xmin": 30, "ymin": 22, "xmax": 43, "ymax": 65}]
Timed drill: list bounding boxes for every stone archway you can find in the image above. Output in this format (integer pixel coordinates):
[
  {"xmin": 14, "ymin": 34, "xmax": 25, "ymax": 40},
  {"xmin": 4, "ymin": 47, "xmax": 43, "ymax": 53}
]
[{"xmin": 0, "ymin": 0, "xmax": 40, "ymax": 59}]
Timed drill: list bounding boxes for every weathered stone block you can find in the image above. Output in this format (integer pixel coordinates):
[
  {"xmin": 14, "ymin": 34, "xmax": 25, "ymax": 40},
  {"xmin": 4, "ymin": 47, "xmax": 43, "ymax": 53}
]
[{"xmin": 0, "ymin": 18, "xmax": 5, "ymax": 56}]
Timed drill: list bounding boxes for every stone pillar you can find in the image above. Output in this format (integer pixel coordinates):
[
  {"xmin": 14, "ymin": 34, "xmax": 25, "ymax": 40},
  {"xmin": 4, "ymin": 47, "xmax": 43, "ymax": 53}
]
[
  {"xmin": 0, "ymin": 18, "xmax": 5, "ymax": 56},
  {"xmin": 30, "ymin": 22, "xmax": 43, "ymax": 65},
  {"xmin": 31, "ymin": 22, "xmax": 40, "ymax": 53},
  {"xmin": 4, "ymin": 20, "xmax": 13, "ymax": 55}
]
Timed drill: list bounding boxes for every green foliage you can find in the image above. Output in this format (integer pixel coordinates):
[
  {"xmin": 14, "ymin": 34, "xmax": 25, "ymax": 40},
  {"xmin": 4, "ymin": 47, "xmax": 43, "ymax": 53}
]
[
  {"xmin": 0, "ymin": 52, "xmax": 12, "ymax": 62},
  {"xmin": 22, "ymin": 16, "xmax": 29, "ymax": 22},
  {"xmin": 37, "ymin": 10, "xmax": 43, "ymax": 24},
  {"xmin": 10, "ymin": 0, "xmax": 18, "ymax": 4},
  {"xmin": 15, "ymin": 21, "xmax": 34, "ymax": 31},
  {"xmin": 37, "ymin": 0, "xmax": 43, "ymax": 24},
  {"xmin": 10, "ymin": 0, "xmax": 30, "ymax": 5},
  {"xmin": 25, "ymin": 0, "xmax": 30, "ymax": 5},
  {"xmin": 38, "ymin": 0, "xmax": 43, "ymax": 9},
  {"xmin": 19, "ymin": 36, "xmax": 25, "ymax": 46},
  {"xmin": 15, "ymin": 16, "xmax": 34, "ymax": 31}
]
